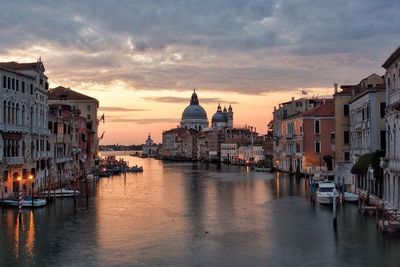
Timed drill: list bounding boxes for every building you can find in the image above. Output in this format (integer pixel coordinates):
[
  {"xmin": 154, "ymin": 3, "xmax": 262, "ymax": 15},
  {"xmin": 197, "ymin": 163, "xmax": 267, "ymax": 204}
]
[
  {"xmin": 48, "ymin": 86, "xmax": 99, "ymax": 171},
  {"xmin": 161, "ymin": 127, "xmax": 188, "ymax": 158},
  {"xmin": 0, "ymin": 60, "xmax": 50, "ymax": 198},
  {"xmin": 142, "ymin": 134, "xmax": 158, "ymax": 157},
  {"xmin": 211, "ymin": 104, "xmax": 234, "ymax": 129},
  {"xmin": 381, "ymin": 46, "xmax": 400, "ymax": 210},
  {"xmin": 220, "ymin": 143, "xmax": 237, "ymax": 163},
  {"xmin": 48, "ymin": 104, "xmax": 80, "ymax": 187},
  {"xmin": 333, "ymin": 83, "xmax": 353, "ymax": 187},
  {"xmin": 278, "ymin": 99, "xmax": 335, "ymax": 174},
  {"xmin": 272, "ymin": 97, "xmax": 324, "ymax": 170},
  {"xmin": 180, "ymin": 90, "xmax": 208, "ymax": 131}
]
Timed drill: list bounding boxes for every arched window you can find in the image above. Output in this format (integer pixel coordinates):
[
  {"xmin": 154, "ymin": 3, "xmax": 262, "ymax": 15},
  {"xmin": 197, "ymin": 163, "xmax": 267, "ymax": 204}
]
[{"xmin": 315, "ymin": 120, "xmax": 320, "ymax": 134}]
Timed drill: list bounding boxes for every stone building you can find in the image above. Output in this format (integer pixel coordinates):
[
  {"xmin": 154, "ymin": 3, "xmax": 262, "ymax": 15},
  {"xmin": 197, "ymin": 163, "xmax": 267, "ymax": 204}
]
[
  {"xmin": 48, "ymin": 86, "xmax": 99, "ymax": 171},
  {"xmin": 381, "ymin": 46, "xmax": 400, "ymax": 210},
  {"xmin": 0, "ymin": 60, "xmax": 50, "ymax": 197},
  {"xmin": 142, "ymin": 134, "xmax": 158, "ymax": 157}
]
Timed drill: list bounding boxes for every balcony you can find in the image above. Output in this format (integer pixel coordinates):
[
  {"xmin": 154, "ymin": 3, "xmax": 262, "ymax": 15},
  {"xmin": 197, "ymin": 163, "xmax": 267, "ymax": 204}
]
[
  {"xmin": 388, "ymin": 158, "xmax": 400, "ymax": 171},
  {"xmin": 6, "ymin": 157, "xmax": 24, "ymax": 166},
  {"xmin": 55, "ymin": 156, "xmax": 73, "ymax": 164},
  {"xmin": 2, "ymin": 124, "xmax": 29, "ymax": 133},
  {"xmin": 36, "ymin": 151, "xmax": 51, "ymax": 159},
  {"xmin": 389, "ymin": 90, "xmax": 400, "ymax": 106}
]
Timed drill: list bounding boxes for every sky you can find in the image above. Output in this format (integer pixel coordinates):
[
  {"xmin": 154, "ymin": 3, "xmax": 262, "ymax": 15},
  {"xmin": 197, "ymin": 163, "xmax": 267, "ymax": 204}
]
[{"xmin": 0, "ymin": 0, "xmax": 399, "ymax": 144}]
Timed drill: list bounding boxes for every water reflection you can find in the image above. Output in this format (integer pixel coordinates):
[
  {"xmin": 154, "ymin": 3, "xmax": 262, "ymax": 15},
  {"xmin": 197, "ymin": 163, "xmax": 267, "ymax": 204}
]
[{"xmin": 1, "ymin": 156, "xmax": 400, "ymax": 266}]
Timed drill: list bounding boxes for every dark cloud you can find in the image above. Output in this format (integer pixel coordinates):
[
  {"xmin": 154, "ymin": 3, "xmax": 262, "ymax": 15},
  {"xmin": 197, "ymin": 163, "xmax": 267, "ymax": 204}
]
[
  {"xmin": 98, "ymin": 107, "xmax": 149, "ymax": 112},
  {"xmin": 0, "ymin": 0, "xmax": 399, "ymax": 93},
  {"xmin": 143, "ymin": 96, "xmax": 239, "ymax": 104}
]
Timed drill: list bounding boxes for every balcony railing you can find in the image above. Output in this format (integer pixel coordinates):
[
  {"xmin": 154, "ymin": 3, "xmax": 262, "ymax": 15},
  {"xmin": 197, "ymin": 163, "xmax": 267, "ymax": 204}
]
[
  {"xmin": 389, "ymin": 90, "xmax": 400, "ymax": 105},
  {"xmin": 6, "ymin": 157, "xmax": 24, "ymax": 165},
  {"xmin": 55, "ymin": 156, "xmax": 73, "ymax": 164}
]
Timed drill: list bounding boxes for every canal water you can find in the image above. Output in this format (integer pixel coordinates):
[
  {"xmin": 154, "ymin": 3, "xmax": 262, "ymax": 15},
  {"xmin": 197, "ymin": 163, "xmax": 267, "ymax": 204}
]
[{"xmin": 1, "ymin": 152, "xmax": 400, "ymax": 267}]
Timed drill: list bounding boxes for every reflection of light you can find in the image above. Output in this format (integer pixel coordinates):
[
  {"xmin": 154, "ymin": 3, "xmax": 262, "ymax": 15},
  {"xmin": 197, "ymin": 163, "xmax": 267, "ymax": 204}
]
[
  {"xmin": 28, "ymin": 174, "xmax": 34, "ymax": 180},
  {"xmin": 14, "ymin": 215, "xmax": 21, "ymax": 259},
  {"xmin": 276, "ymin": 172, "xmax": 281, "ymax": 198},
  {"xmin": 17, "ymin": 176, "xmax": 22, "ymax": 181},
  {"xmin": 26, "ymin": 210, "xmax": 35, "ymax": 259}
]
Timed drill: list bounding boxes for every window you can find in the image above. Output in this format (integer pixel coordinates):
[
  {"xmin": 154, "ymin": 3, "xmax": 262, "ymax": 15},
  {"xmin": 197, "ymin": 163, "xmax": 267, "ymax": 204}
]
[
  {"xmin": 7, "ymin": 77, "xmax": 10, "ymax": 89},
  {"xmin": 11, "ymin": 78, "xmax": 15, "ymax": 90},
  {"xmin": 344, "ymin": 152, "xmax": 350, "ymax": 161},
  {"xmin": 2, "ymin": 76, "xmax": 5, "ymax": 88},
  {"xmin": 30, "ymin": 84, "xmax": 33, "ymax": 95},
  {"xmin": 366, "ymin": 106, "xmax": 370, "ymax": 120},
  {"xmin": 22, "ymin": 81, "xmax": 25, "ymax": 93},
  {"xmin": 343, "ymin": 104, "xmax": 349, "ymax": 116},
  {"xmin": 380, "ymin": 102, "xmax": 386, "ymax": 118},
  {"xmin": 344, "ymin": 131, "xmax": 350, "ymax": 144},
  {"xmin": 315, "ymin": 140, "xmax": 321, "ymax": 154},
  {"xmin": 87, "ymin": 105, "xmax": 91, "ymax": 111},
  {"xmin": 380, "ymin": 130, "xmax": 386, "ymax": 151},
  {"xmin": 315, "ymin": 120, "xmax": 320, "ymax": 134},
  {"xmin": 16, "ymin": 80, "xmax": 19, "ymax": 91}
]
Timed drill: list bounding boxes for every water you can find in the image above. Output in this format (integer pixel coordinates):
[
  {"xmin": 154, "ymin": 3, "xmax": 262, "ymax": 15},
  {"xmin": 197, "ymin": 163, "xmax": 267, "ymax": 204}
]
[{"xmin": 1, "ymin": 153, "xmax": 400, "ymax": 267}]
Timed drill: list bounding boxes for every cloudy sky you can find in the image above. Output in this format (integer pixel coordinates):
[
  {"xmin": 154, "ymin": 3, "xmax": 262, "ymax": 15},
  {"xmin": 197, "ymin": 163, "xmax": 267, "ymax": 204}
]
[{"xmin": 0, "ymin": 0, "xmax": 399, "ymax": 144}]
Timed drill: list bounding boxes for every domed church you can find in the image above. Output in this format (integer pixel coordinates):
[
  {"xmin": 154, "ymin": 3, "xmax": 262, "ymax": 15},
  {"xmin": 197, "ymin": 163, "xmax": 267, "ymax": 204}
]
[
  {"xmin": 180, "ymin": 90, "xmax": 209, "ymax": 131},
  {"xmin": 211, "ymin": 103, "xmax": 233, "ymax": 128}
]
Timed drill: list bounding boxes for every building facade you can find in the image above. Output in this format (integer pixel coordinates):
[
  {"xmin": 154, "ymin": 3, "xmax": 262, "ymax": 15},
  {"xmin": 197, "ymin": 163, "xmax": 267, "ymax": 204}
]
[
  {"xmin": 48, "ymin": 86, "xmax": 99, "ymax": 171},
  {"xmin": 0, "ymin": 60, "xmax": 51, "ymax": 198},
  {"xmin": 382, "ymin": 46, "xmax": 400, "ymax": 210}
]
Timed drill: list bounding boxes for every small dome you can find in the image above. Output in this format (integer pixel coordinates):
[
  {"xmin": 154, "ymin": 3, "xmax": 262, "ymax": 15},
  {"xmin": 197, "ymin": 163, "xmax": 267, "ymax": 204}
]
[{"xmin": 212, "ymin": 112, "xmax": 227, "ymax": 123}]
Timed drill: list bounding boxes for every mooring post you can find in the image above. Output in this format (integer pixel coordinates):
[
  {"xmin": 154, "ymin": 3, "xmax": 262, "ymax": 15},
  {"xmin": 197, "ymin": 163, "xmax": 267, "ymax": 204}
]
[{"xmin": 333, "ymin": 188, "xmax": 337, "ymax": 229}]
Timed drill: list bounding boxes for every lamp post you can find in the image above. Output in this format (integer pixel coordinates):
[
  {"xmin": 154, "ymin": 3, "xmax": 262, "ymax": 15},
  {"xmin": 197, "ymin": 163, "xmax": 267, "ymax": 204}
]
[
  {"xmin": 17, "ymin": 175, "xmax": 22, "ymax": 219},
  {"xmin": 29, "ymin": 174, "xmax": 34, "ymax": 209}
]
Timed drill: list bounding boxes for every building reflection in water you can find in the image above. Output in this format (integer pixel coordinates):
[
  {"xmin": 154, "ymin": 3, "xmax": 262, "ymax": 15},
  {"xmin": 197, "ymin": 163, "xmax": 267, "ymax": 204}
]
[{"xmin": 276, "ymin": 172, "xmax": 281, "ymax": 198}]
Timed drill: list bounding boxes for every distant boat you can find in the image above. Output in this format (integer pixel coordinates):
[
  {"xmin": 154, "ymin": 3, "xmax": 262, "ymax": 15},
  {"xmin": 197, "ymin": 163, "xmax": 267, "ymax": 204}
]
[
  {"xmin": 344, "ymin": 192, "xmax": 359, "ymax": 202},
  {"xmin": 2, "ymin": 197, "xmax": 47, "ymax": 208},
  {"xmin": 129, "ymin": 165, "xmax": 144, "ymax": 172},
  {"xmin": 39, "ymin": 188, "xmax": 80, "ymax": 198}
]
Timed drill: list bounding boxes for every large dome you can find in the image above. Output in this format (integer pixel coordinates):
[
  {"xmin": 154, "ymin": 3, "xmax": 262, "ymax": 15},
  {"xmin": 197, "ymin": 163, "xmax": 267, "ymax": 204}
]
[{"xmin": 182, "ymin": 105, "xmax": 208, "ymax": 120}]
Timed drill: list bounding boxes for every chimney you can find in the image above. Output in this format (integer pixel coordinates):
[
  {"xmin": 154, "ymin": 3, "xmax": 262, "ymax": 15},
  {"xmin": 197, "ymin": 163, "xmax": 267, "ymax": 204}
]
[
  {"xmin": 292, "ymin": 97, "xmax": 295, "ymax": 101},
  {"xmin": 334, "ymin": 83, "xmax": 338, "ymax": 94}
]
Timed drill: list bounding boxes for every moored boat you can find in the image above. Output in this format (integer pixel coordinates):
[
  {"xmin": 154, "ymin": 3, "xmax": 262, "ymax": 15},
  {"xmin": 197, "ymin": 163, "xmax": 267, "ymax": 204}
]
[
  {"xmin": 344, "ymin": 192, "xmax": 359, "ymax": 202},
  {"xmin": 129, "ymin": 165, "xmax": 143, "ymax": 172},
  {"xmin": 2, "ymin": 197, "xmax": 47, "ymax": 208},
  {"xmin": 39, "ymin": 188, "xmax": 80, "ymax": 198},
  {"xmin": 316, "ymin": 181, "xmax": 339, "ymax": 205}
]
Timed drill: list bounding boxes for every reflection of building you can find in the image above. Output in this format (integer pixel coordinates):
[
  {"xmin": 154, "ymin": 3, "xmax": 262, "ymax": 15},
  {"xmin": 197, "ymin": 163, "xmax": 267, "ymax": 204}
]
[
  {"xmin": 0, "ymin": 60, "xmax": 51, "ymax": 197},
  {"xmin": 142, "ymin": 134, "xmax": 158, "ymax": 156},
  {"xmin": 382, "ymin": 46, "xmax": 400, "ymax": 210},
  {"xmin": 48, "ymin": 86, "xmax": 99, "ymax": 171}
]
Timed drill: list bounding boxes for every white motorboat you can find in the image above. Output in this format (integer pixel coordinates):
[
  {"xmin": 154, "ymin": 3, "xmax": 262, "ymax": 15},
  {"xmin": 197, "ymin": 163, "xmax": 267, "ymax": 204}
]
[
  {"xmin": 344, "ymin": 192, "xmax": 359, "ymax": 202},
  {"xmin": 2, "ymin": 197, "xmax": 47, "ymax": 208},
  {"xmin": 316, "ymin": 181, "xmax": 339, "ymax": 205},
  {"xmin": 39, "ymin": 188, "xmax": 80, "ymax": 198}
]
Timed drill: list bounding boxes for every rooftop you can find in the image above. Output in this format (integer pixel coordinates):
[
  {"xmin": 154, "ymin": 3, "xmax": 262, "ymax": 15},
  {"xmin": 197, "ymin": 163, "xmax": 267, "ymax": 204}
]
[
  {"xmin": 49, "ymin": 86, "xmax": 98, "ymax": 102},
  {"xmin": 382, "ymin": 46, "xmax": 400, "ymax": 69},
  {"xmin": 300, "ymin": 99, "xmax": 334, "ymax": 117}
]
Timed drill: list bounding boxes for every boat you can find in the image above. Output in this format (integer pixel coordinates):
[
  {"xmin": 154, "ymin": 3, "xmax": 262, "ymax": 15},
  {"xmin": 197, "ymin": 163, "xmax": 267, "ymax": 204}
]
[
  {"xmin": 86, "ymin": 173, "xmax": 98, "ymax": 181},
  {"xmin": 2, "ymin": 197, "xmax": 47, "ymax": 208},
  {"xmin": 39, "ymin": 188, "xmax": 80, "ymax": 198},
  {"xmin": 344, "ymin": 192, "xmax": 359, "ymax": 202},
  {"xmin": 254, "ymin": 167, "xmax": 271, "ymax": 172},
  {"xmin": 316, "ymin": 181, "xmax": 339, "ymax": 205},
  {"xmin": 129, "ymin": 165, "xmax": 143, "ymax": 172}
]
